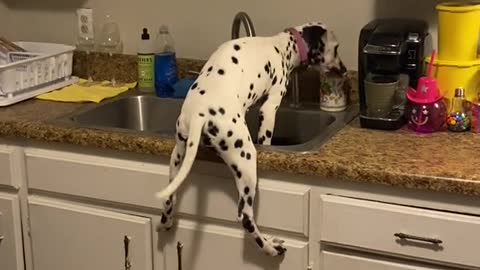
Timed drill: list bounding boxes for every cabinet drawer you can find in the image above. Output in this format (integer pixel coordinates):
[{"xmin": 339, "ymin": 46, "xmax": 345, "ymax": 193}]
[
  {"xmin": 28, "ymin": 196, "xmax": 153, "ymax": 270},
  {"xmin": 25, "ymin": 148, "xmax": 170, "ymax": 208},
  {"xmin": 322, "ymin": 251, "xmax": 452, "ymax": 270},
  {"xmin": 26, "ymin": 148, "xmax": 310, "ymax": 235},
  {"xmin": 0, "ymin": 193, "xmax": 24, "ymax": 270},
  {"xmin": 0, "ymin": 145, "xmax": 22, "ymax": 188},
  {"xmin": 320, "ymin": 195, "xmax": 480, "ymax": 268},
  {"xmin": 162, "ymin": 219, "xmax": 309, "ymax": 270}
]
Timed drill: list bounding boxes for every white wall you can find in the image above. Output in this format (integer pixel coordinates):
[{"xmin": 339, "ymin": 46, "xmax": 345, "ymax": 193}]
[{"xmin": 0, "ymin": 0, "xmax": 441, "ymax": 70}]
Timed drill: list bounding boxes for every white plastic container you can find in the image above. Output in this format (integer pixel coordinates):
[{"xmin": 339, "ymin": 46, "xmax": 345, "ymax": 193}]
[{"xmin": 0, "ymin": 41, "xmax": 78, "ymax": 106}]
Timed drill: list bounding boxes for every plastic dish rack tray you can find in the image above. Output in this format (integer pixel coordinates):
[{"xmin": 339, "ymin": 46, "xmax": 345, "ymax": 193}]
[{"xmin": 0, "ymin": 41, "xmax": 79, "ymax": 106}]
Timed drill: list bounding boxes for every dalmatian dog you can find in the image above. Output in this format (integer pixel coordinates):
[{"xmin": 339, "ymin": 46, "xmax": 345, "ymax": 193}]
[{"xmin": 155, "ymin": 22, "xmax": 347, "ymax": 257}]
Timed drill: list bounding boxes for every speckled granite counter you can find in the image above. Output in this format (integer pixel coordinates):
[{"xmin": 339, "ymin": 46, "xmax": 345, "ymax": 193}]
[{"xmin": 0, "ymin": 90, "xmax": 479, "ymax": 197}]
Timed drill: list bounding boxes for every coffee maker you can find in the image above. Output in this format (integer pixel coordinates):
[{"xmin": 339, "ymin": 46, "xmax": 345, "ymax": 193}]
[{"xmin": 358, "ymin": 19, "xmax": 430, "ymax": 130}]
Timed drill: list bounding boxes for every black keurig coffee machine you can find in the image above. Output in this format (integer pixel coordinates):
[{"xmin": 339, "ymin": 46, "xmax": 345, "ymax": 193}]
[{"xmin": 358, "ymin": 19, "xmax": 430, "ymax": 130}]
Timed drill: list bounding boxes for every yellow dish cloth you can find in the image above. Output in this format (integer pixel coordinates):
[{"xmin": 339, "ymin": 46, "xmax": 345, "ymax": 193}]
[{"xmin": 36, "ymin": 79, "xmax": 137, "ymax": 103}]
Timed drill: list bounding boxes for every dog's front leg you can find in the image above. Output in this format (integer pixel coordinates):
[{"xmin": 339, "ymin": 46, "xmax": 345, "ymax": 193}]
[{"xmin": 257, "ymin": 88, "xmax": 284, "ymax": 145}]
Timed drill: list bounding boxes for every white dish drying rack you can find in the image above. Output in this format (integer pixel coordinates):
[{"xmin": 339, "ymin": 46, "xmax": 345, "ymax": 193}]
[{"xmin": 0, "ymin": 41, "xmax": 79, "ymax": 106}]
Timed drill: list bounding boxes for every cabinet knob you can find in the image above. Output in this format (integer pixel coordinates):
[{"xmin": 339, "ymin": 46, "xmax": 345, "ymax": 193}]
[{"xmin": 0, "ymin": 235, "xmax": 4, "ymax": 242}]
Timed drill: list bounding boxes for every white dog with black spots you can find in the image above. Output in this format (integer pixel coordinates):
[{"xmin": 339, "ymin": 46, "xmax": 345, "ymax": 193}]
[{"xmin": 155, "ymin": 22, "xmax": 347, "ymax": 257}]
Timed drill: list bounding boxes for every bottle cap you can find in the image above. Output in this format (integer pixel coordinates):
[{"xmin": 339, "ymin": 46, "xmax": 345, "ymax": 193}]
[
  {"xmin": 455, "ymin": 87, "xmax": 465, "ymax": 98},
  {"xmin": 141, "ymin": 28, "xmax": 150, "ymax": 40}
]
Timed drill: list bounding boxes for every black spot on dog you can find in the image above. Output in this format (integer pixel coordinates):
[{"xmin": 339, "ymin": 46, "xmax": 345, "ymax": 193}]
[
  {"xmin": 237, "ymin": 113, "xmax": 241, "ymax": 118},
  {"xmin": 258, "ymin": 73, "xmax": 261, "ymax": 78},
  {"xmin": 242, "ymin": 214, "xmax": 255, "ymax": 233},
  {"xmin": 209, "ymin": 108, "xmax": 216, "ymax": 115},
  {"xmin": 248, "ymin": 93, "xmax": 251, "ymax": 99},
  {"xmin": 247, "ymin": 196, "xmax": 253, "ymax": 206},
  {"xmin": 264, "ymin": 64, "xmax": 269, "ymax": 73},
  {"xmin": 246, "ymin": 153, "xmax": 251, "ymax": 160},
  {"xmin": 262, "ymin": 89, "xmax": 267, "ymax": 95},
  {"xmin": 238, "ymin": 198, "xmax": 245, "ymax": 217},
  {"xmin": 231, "ymin": 164, "xmax": 238, "ymax": 172},
  {"xmin": 259, "ymin": 114, "xmax": 264, "ymax": 124},
  {"xmin": 248, "ymin": 136, "xmax": 251, "ymax": 142},
  {"xmin": 274, "ymin": 46, "xmax": 280, "ymax": 53},
  {"xmin": 259, "ymin": 136, "xmax": 265, "ymax": 144},
  {"xmin": 279, "ymin": 77, "xmax": 283, "ymax": 85},
  {"xmin": 232, "ymin": 56, "xmax": 238, "ymax": 64},
  {"xmin": 236, "ymin": 170, "xmax": 242, "ymax": 178},
  {"xmin": 219, "ymin": 139, "xmax": 228, "ymax": 151},
  {"xmin": 272, "ymin": 76, "xmax": 277, "ymax": 85},
  {"xmin": 268, "ymin": 61, "xmax": 271, "ymax": 68},
  {"xmin": 241, "ymin": 151, "xmax": 245, "ymax": 158},
  {"xmin": 219, "ymin": 107, "xmax": 225, "ymax": 115},
  {"xmin": 202, "ymin": 135, "xmax": 211, "ymax": 146},
  {"xmin": 244, "ymin": 186, "xmax": 250, "ymax": 194},
  {"xmin": 166, "ymin": 199, "xmax": 171, "ymax": 205},
  {"xmin": 199, "ymin": 112, "xmax": 205, "ymax": 117},
  {"xmin": 199, "ymin": 90, "xmax": 205, "ymax": 95},
  {"xmin": 218, "ymin": 69, "xmax": 225, "ymax": 75},
  {"xmin": 234, "ymin": 44, "xmax": 241, "ymax": 51},
  {"xmin": 227, "ymin": 130, "xmax": 233, "ymax": 137},
  {"xmin": 208, "ymin": 125, "xmax": 219, "ymax": 137},
  {"xmin": 174, "ymin": 160, "xmax": 179, "ymax": 166},
  {"xmin": 166, "ymin": 207, "xmax": 173, "ymax": 215},
  {"xmin": 266, "ymin": 130, "xmax": 272, "ymax": 138},
  {"xmin": 207, "ymin": 66, "xmax": 213, "ymax": 72},
  {"xmin": 161, "ymin": 214, "xmax": 168, "ymax": 224},
  {"xmin": 189, "ymin": 142, "xmax": 194, "ymax": 147},
  {"xmin": 233, "ymin": 118, "xmax": 237, "ymax": 124},
  {"xmin": 191, "ymin": 82, "xmax": 198, "ymax": 89},
  {"xmin": 177, "ymin": 153, "xmax": 181, "ymax": 159},
  {"xmin": 274, "ymin": 245, "xmax": 286, "ymax": 255},
  {"xmin": 234, "ymin": 139, "xmax": 243, "ymax": 148},
  {"xmin": 250, "ymin": 83, "xmax": 254, "ymax": 91},
  {"xmin": 243, "ymin": 103, "xmax": 246, "ymax": 107},
  {"xmin": 256, "ymin": 237, "xmax": 264, "ymax": 248},
  {"xmin": 275, "ymin": 105, "xmax": 279, "ymax": 110}
]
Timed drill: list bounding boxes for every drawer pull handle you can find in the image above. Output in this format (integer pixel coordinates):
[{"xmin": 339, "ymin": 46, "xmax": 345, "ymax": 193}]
[
  {"xmin": 394, "ymin": 233, "xmax": 443, "ymax": 245},
  {"xmin": 177, "ymin": 241, "xmax": 183, "ymax": 270},
  {"xmin": 124, "ymin": 235, "xmax": 132, "ymax": 270}
]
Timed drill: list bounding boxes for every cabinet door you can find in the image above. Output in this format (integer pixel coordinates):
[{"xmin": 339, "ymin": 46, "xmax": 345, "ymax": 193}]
[
  {"xmin": 0, "ymin": 192, "xmax": 24, "ymax": 270},
  {"xmin": 160, "ymin": 219, "xmax": 309, "ymax": 270},
  {"xmin": 28, "ymin": 196, "xmax": 153, "ymax": 270}
]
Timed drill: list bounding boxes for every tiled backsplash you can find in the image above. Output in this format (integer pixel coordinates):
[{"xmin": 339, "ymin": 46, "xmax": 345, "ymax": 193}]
[{"xmin": 72, "ymin": 51, "xmax": 358, "ymax": 104}]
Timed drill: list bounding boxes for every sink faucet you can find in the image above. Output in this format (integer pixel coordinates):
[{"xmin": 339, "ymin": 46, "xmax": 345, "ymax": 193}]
[{"xmin": 231, "ymin": 12, "xmax": 256, "ymax": 39}]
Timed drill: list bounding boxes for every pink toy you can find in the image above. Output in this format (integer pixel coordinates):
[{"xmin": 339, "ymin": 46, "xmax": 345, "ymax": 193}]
[{"xmin": 405, "ymin": 50, "xmax": 447, "ymax": 133}]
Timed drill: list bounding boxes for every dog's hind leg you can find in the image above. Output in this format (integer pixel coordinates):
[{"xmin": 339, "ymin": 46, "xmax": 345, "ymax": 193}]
[
  {"xmin": 219, "ymin": 123, "xmax": 287, "ymax": 256},
  {"xmin": 157, "ymin": 130, "xmax": 187, "ymax": 231}
]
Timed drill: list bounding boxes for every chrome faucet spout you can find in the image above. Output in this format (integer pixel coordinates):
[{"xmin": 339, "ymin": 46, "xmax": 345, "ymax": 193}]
[{"xmin": 231, "ymin": 12, "xmax": 256, "ymax": 40}]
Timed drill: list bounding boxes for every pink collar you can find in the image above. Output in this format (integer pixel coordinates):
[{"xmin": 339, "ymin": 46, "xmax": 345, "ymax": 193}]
[{"xmin": 286, "ymin": 28, "xmax": 309, "ymax": 66}]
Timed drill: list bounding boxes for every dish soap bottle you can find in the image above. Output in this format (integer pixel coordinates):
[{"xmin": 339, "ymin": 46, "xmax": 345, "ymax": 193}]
[
  {"xmin": 137, "ymin": 28, "xmax": 155, "ymax": 93},
  {"xmin": 446, "ymin": 87, "xmax": 470, "ymax": 132},
  {"xmin": 154, "ymin": 25, "xmax": 178, "ymax": 97}
]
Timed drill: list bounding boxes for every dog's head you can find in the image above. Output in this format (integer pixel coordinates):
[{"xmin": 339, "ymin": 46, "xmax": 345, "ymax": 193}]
[{"xmin": 295, "ymin": 23, "xmax": 347, "ymax": 75}]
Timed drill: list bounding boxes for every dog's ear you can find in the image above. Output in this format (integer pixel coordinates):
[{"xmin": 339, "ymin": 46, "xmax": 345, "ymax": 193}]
[{"xmin": 301, "ymin": 25, "xmax": 327, "ymax": 52}]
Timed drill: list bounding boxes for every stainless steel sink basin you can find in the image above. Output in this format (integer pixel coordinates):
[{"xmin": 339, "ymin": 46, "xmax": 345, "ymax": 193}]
[{"xmin": 53, "ymin": 94, "xmax": 358, "ymax": 153}]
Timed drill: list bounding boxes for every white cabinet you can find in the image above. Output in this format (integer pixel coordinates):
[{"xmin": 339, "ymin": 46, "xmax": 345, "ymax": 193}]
[
  {"xmin": 0, "ymin": 192, "xmax": 24, "ymax": 270},
  {"xmin": 160, "ymin": 219, "xmax": 309, "ymax": 270},
  {"xmin": 28, "ymin": 196, "xmax": 153, "ymax": 270}
]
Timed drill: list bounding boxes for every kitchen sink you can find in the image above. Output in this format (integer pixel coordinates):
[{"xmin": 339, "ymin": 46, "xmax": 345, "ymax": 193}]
[{"xmin": 53, "ymin": 93, "xmax": 358, "ymax": 153}]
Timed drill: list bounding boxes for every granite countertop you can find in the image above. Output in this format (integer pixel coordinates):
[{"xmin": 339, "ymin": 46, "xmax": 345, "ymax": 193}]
[{"xmin": 0, "ymin": 90, "xmax": 479, "ymax": 197}]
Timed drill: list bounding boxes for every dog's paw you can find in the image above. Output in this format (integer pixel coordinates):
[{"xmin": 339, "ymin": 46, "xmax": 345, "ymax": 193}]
[
  {"xmin": 155, "ymin": 214, "xmax": 174, "ymax": 232},
  {"xmin": 262, "ymin": 236, "xmax": 287, "ymax": 256}
]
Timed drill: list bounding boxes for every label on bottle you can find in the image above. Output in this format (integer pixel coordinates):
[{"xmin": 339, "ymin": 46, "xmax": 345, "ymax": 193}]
[
  {"xmin": 155, "ymin": 52, "xmax": 178, "ymax": 97},
  {"xmin": 138, "ymin": 54, "xmax": 155, "ymax": 90}
]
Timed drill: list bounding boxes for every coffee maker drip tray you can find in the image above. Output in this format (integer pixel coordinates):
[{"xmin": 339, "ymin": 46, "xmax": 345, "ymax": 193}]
[{"xmin": 360, "ymin": 108, "xmax": 406, "ymax": 130}]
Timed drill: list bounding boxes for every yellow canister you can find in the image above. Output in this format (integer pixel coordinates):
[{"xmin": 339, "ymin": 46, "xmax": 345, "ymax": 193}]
[
  {"xmin": 425, "ymin": 57, "xmax": 480, "ymax": 102},
  {"xmin": 437, "ymin": 2, "xmax": 480, "ymax": 61}
]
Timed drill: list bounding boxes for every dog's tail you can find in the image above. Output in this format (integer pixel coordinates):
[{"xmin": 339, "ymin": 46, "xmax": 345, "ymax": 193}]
[{"xmin": 155, "ymin": 115, "xmax": 204, "ymax": 200}]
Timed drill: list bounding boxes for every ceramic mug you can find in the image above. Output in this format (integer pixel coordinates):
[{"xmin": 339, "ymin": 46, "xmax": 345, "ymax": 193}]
[{"xmin": 320, "ymin": 73, "xmax": 350, "ymax": 112}]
